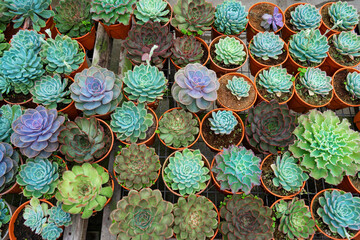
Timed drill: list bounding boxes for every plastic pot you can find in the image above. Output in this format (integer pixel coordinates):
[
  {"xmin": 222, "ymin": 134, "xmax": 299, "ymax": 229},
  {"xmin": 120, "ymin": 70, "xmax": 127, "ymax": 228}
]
[
  {"xmin": 93, "ymin": 118, "xmax": 114, "ymax": 164},
  {"xmin": 283, "ymin": 48, "xmax": 327, "ymax": 75},
  {"xmin": 133, "ymin": 0, "xmax": 173, "ymax": 28},
  {"xmin": 68, "ymin": 42, "xmax": 88, "ymax": 78},
  {"xmin": 0, "ymin": 155, "xmax": 23, "ymax": 196},
  {"xmin": 3, "ymin": 96, "xmax": 36, "ymax": 109},
  {"xmin": 338, "ymin": 176, "xmax": 360, "ymax": 195},
  {"xmin": 55, "ymin": 25, "xmax": 96, "ymax": 50},
  {"xmin": 56, "ymin": 76, "xmax": 78, "ymax": 120},
  {"xmin": 211, "ymin": 23, "xmax": 246, "ymax": 40},
  {"xmin": 38, "ymin": 6, "xmax": 57, "ymax": 38},
  {"xmin": 100, "ymin": 17, "xmax": 132, "ymax": 40}
]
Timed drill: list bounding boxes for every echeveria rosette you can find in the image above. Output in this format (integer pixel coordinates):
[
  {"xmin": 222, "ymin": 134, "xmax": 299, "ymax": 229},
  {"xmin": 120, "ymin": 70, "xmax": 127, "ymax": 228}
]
[
  {"xmin": 11, "ymin": 105, "xmax": 65, "ymax": 158},
  {"xmin": 48, "ymin": 202, "xmax": 72, "ymax": 227},
  {"xmin": 109, "ymin": 188, "xmax": 174, "ymax": 239},
  {"xmin": 328, "ymin": 1, "xmax": 359, "ymax": 31},
  {"xmin": 172, "ymin": 63, "xmax": 219, "ymax": 113},
  {"xmin": 226, "ymin": 76, "xmax": 250, "ymax": 100},
  {"xmin": 258, "ymin": 66, "xmax": 293, "ymax": 96},
  {"xmin": 250, "ymin": 31, "xmax": 284, "ymax": 61},
  {"xmin": 290, "ymin": 4, "xmax": 321, "ymax": 31},
  {"xmin": 10, "ymin": 29, "xmax": 45, "ymax": 53},
  {"xmin": 164, "ymin": 149, "xmax": 210, "ymax": 196},
  {"xmin": 23, "ymin": 198, "xmax": 48, "ymax": 234},
  {"xmin": 0, "ymin": 199, "xmax": 10, "ymax": 228},
  {"xmin": 289, "ymin": 110, "xmax": 360, "ymax": 185},
  {"xmin": 171, "ymin": 35, "xmax": 204, "ymax": 67},
  {"xmin": 245, "ymin": 100, "xmax": 296, "ymax": 154},
  {"xmin": 41, "ymin": 223, "xmax": 63, "ymax": 240},
  {"xmin": 0, "ymin": 104, "xmax": 22, "ymax": 143},
  {"xmin": 346, "ymin": 71, "xmax": 360, "ymax": 98},
  {"xmin": 16, "ymin": 157, "xmax": 59, "ymax": 198},
  {"xmin": 317, "ymin": 190, "xmax": 360, "ymax": 238},
  {"xmin": 214, "ymin": 0, "xmax": 248, "ymax": 35},
  {"xmin": 70, "ymin": 66, "xmax": 122, "ymax": 116},
  {"xmin": 0, "ymin": 142, "xmax": 20, "ymax": 192},
  {"xmin": 261, "ymin": 7, "xmax": 284, "ymax": 31},
  {"xmin": 333, "ymin": 31, "xmax": 360, "ymax": 60},
  {"xmin": 214, "ymin": 36, "xmax": 246, "ymax": 66},
  {"xmin": 134, "ymin": 0, "xmax": 169, "ymax": 25},
  {"xmin": 208, "ymin": 110, "xmax": 238, "ymax": 135},
  {"xmin": 299, "ymin": 67, "xmax": 333, "ymax": 96}
]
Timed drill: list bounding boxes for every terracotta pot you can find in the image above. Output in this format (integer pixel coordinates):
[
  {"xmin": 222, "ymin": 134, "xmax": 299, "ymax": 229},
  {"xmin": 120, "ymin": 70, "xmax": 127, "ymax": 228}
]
[
  {"xmin": 162, "ymin": 149, "xmax": 211, "ymax": 197},
  {"xmin": 123, "ymin": 92, "xmax": 160, "ymax": 111},
  {"xmin": 170, "ymin": 37, "xmax": 210, "ymax": 70},
  {"xmin": 157, "ymin": 107, "xmax": 201, "ymax": 151},
  {"xmin": 3, "ymin": 96, "xmax": 36, "ymax": 109},
  {"xmin": 0, "ymin": 154, "xmax": 23, "ymax": 196},
  {"xmin": 249, "ymin": 38, "xmax": 289, "ymax": 76},
  {"xmin": 354, "ymin": 111, "xmax": 360, "ymax": 131},
  {"xmin": 37, "ymin": 6, "xmax": 57, "ymax": 38},
  {"xmin": 211, "ymin": 23, "xmax": 246, "ymax": 40},
  {"xmin": 311, "ymin": 188, "xmax": 360, "ymax": 240},
  {"xmin": 56, "ymin": 76, "xmax": 78, "ymax": 120},
  {"xmin": 338, "ymin": 176, "xmax": 360, "ymax": 195},
  {"xmin": 200, "ymin": 108, "xmax": 245, "ymax": 152},
  {"xmin": 68, "ymin": 42, "xmax": 88, "ymax": 78},
  {"xmin": 93, "ymin": 118, "xmax": 114, "ymax": 164},
  {"xmin": 133, "ymin": 0, "xmax": 173, "ymax": 28},
  {"xmin": 246, "ymin": 2, "xmax": 284, "ymax": 43},
  {"xmin": 101, "ymin": 167, "xmax": 114, "ymax": 210},
  {"xmin": 209, "ymin": 35, "xmax": 248, "ymax": 75},
  {"xmin": 55, "ymin": 25, "xmax": 96, "ymax": 50},
  {"xmin": 100, "ymin": 17, "xmax": 132, "ymax": 39}
]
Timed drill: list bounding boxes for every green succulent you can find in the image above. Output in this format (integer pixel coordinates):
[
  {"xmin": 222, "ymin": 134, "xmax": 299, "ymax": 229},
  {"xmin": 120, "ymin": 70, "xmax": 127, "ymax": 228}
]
[
  {"xmin": 23, "ymin": 198, "xmax": 48, "ymax": 234},
  {"xmin": 333, "ymin": 31, "xmax": 360, "ymax": 60},
  {"xmin": 258, "ymin": 66, "xmax": 293, "ymax": 97},
  {"xmin": 299, "ymin": 67, "xmax": 332, "ymax": 96},
  {"xmin": 0, "ymin": 75, "xmax": 10, "ymax": 100},
  {"xmin": 214, "ymin": 0, "xmax": 248, "ymax": 35},
  {"xmin": 214, "ymin": 36, "xmax": 246, "ymax": 66},
  {"xmin": 171, "ymin": 35, "xmax": 204, "ymax": 67},
  {"xmin": 41, "ymin": 223, "xmax": 63, "ymax": 240},
  {"xmin": 289, "ymin": 110, "xmax": 360, "ymax": 185},
  {"xmin": 164, "ymin": 149, "xmax": 210, "ymax": 196},
  {"xmin": 226, "ymin": 76, "xmax": 250, "ymax": 100},
  {"xmin": 134, "ymin": 0, "xmax": 169, "ymax": 25},
  {"xmin": 209, "ymin": 110, "xmax": 238, "ymax": 135},
  {"xmin": 173, "ymin": 195, "xmax": 218, "ymax": 240},
  {"xmin": 47, "ymin": 202, "xmax": 72, "ymax": 227},
  {"xmin": 0, "ymin": 33, "xmax": 9, "ymax": 57},
  {"xmin": 345, "ymin": 71, "xmax": 360, "ymax": 98},
  {"xmin": 0, "ymin": 104, "xmax": 22, "ymax": 143},
  {"xmin": 0, "ymin": 199, "xmax": 10, "ymax": 228},
  {"xmin": 10, "ymin": 29, "xmax": 45, "ymax": 54},
  {"xmin": 0, "ymin": 2, "xmax": 12, "ymax": 32},
  {"xmin": 290, "ymin": 4, "xmax": 321, "ymax": 31},
  {"xmin": 250, "ymin": 31, "xmax": 284, "ymax": 60},
  {"xmin": 328, "ymin": 1, "xmax": 359, "ymax": 31}
]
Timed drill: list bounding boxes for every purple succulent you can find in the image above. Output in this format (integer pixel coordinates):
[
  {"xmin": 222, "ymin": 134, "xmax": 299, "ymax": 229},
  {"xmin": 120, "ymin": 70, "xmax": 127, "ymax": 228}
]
[
  {"xmin": 11, "ymin": 106, "xmax": 65, "ymax": 158},
  {"xmin": 261, "ymin": 7, "xmax": 283, "ymax": 32}
]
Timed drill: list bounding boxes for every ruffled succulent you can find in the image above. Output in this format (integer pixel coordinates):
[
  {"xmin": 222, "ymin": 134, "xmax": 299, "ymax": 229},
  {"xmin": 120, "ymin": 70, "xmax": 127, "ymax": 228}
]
[
  {"xmin": 124, "ymin": 21, "xmax": 172, "ymax": 68},
  {"xmin": 220, "ymin": 194, "xmax": 274, "ymax": 240},
  {"xmin": 0, "ymin": 33, "xmax": 10, "ymax": 57},
  {"xmin": 318, "ymin": 190, "xmax": 360, "ymax": 238},
  {"xmin": 23, "ymin": 198, "xmax": 48, "ymax": 234},
  {"xmin": 226, "ymin": 76, "xmax": 250, "ymax": 100},
  {"xmin": 290, "ymin": 110, "xmax": 360, "ymax": 185},
  {"xmin": 328, "ymin": 1, "xmax": 359, "ymax": 31},
  {"xmin": 173, "ymin": 195, "xmax": 218, "ymax": 240},
  {"xmin": 333, "ymin": 31, "xmax": 360, "ymax": 60},
  {"xmin": 90, "ymin": 0, "xmax": 136, "ymax": 25},
  {"xmin": 48, "ymin": 202, "xmax": 72, "ymax": 227},
  {"xmin": 274, "ymin": 198, "xmax": 316, "ymax": 239},
  {"xmin": 215, "ymin": 36, "xmax": 246, "ymax": 66},
  {"xmin": 164, "ymin": 149, "xmax": 210, "ymax": 196},
  {"xmin": 31, "ymin": 74, "xmax": 71, "ymax": 109},
  {"xmin": 171, "ymin": 0, "xmax": 215, "ymax": 36},
  {"xmin": 158, "ymin": 109, "xmax": 199, "ymax": 148},
  {"xmin": 134, "ymin": 0, "xmax": 169, "ymax": 25},
  {"xmin": 3, "ymin": 0, "xmax": 54, "ymax": 31},
  {"xmin": 16, "ymin": 157, "xmax": 59, "ymax": 198},
  {"xmin": 11, "ymin": 106, "xmax": 65, "ymax": 158},
  {"xmin": 250, "ymin": 31, "xmax": 284, "ymax": 60},
  {"xmin": 41, "ymin": 223, "xmax": 63, "ymax": 240},
  {"xmin": 0, "ymin": 142, "xmax": 19, "ymax": 192},
  {"xmin": 171, "ymin": 35, "xmax": 204, "ymax": 67},
  {"xmin": 109, "ymin": 188, "xmax": 174, "ymax": 239},
  {"xmin": 58, "ymin": 117, "xmax": 111, "ymax": 163},
  {"xmin": 10, "ymin": 29, "xmax": 45, "ymax": 53},
  {"xmin": 0, "ymin": 104, "xmax": 22, "ymax": 143},
  {"xmin": 212, "ymin": 145, "xmax": 261, "ymax": 194},
  {"xmin": 345, "ymin": 71, "xmax": 360, "ymax": 98},
  {"xmin": 289, "ymin": 29, "xmax": 329, "ymax": 64},
  {"xmin": 245, "ymin": 100, "xmax": 296, "ymax": 154},
  {"xmin": 114, "ymin": 144, "xmax": 161, "ymax": 190},
  {"xmin": 214, "ymin": 0, "xmax": 248, "ymax": 35},
  {"xmin": 40, "ymin": 35, "xmax": 85, "ymax": 75},
  {"xmin": 258, "ymin": 66, "xmax": 293, "ymax": 97},
  {"xmin": 209, "ymin": 110, "xmax": 238, "ymax": 135},
  {"xmin": 56, "ymin": 163, "xmax": 113, "ymax": 219},
  {"xmin": 110, "ymin": 101, "xmax": 154, "ymax": 143},
  {"xmin": 299, "ymin": 67, "xmax": 332, "ymax": 96},
  {"xmin": 271, "ymin": 151, "xmax": 309, "ymax": 192},
  {"xmin": 290, "ymin": 4, "xmax": 321, "ymax": 31},
  {"xmin": 70, "ymin": 66, "xmax": 122, "ymax": 116},
  {"xmin": 0, "ymin": 199, "xmax": 10, "ymax": 228},
  {"xmin": 172, "ymin": 63, "xmax": 219, "ymax": 113}
]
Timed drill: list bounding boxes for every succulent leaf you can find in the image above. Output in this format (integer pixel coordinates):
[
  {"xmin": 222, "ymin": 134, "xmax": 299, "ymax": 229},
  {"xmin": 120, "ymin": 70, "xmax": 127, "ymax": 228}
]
[
  {"xmin": 299, "ymin": 67, "xmax": 332, "ymax": 96},
  {"xmin": 171, "ymin": 35, "xmax": 204, "ymax": 67},
  {"xmin": 0, "ymin": 142, "xmax": 19, "ymax": 192},
  {"xmin": 290, "ymin": 4, "xmax": 321, "ymax": 31},
  {"xmin": 134, "ymin": 0, "xmax": 169, "ymax": 25},
  {"xmin": 258, "ymin": 66, "xmax": 293, "ymax": 96},
  {"xmin": 0, "ymin": 199, "xmax": 10, "ymax": 228},
  {"xmin": 48, "ymin": 202, "xmax": 72, "ymax": 227},
  {"xmin": 209, "ymin": 110, "xmax": 238, "ymax": 135},
  {"xmin": 23, "ymin": 198, "xmax": 48, "ymax": 234},
  {"xmin": 90, "ymin": 0, "xmax": 136, "ymax": 25},
  {"xmin": 0, "ymin": 33, "xmax": 10, "ymax": 57},
  {"xmin": 333, "ymin": 31, "xmax": 360, "ymax": 60},
  {"xmin": 0, "ymin": 104, "xmax": 22, "ymax": 143},
  {"xmin": 328, "ymin": 1, "xmax": 359, "ymax": 31},
  {"xmin": 215, "ymin": 36, "xmax": 246, "ymax": 66},
  {"xmin": 41, "ymin": 223, "xmax": 63, "ymax": 240},
  {"xmin": 226, "ymin": 76, "xmax": 250, "ymax": 100},
  {"xmin": 214, "ymin": 0, "xmax": 248, "ymax": 35},
  {"xmin": 10, "ymin": 29, "xmax": 45, "ymax": 54},
  {"xmin": 345, "ymin": 71, "xmax": 360, "ymax": 98},
  {"xmin": 250, "ymin": 31, "xmax": 284, "ymax": 61}
]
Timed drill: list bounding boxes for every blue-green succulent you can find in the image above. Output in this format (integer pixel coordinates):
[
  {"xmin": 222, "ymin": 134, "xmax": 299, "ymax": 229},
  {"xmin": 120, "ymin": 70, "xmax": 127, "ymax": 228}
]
[
  {"xmin": 23, "ymin": 198, "xmax": 48, "ymax": 234},
  {"xmin": 328, "ymin": 1, "xmax": 359, "ymax": 31},
  {"xmin": 0, "ymin": 142, "xmax": 20, "ymax": 192},
  {"xmin": 214, "ymin": 0, "xmax": 248, "ymax": 35},
  {"xmin": 0, "ymin": 75, "xmax": 11, "ymax": 100},
  {"xmin": 250, "ymin": 31, "xmax": 284, "ymax": 60},
  {"xmin": 333, "ymin": 31, "xmax": 360, "ymax": 60},
  {"xmin": 290, "ymin": 4, "xmax": 321, "ymax": 31},
  {"xmin": 0, "ymin": 199, "xmax": 10, "ymax": 228},
  {"xmin": 345, "ymin": 71, "xmax": 360, "ymax": 98},
  {"xmin": 258, "ymin": 66, "xmax": 293, "ymax": 97},
  {"xmin": 41, "ymin": 223, "xmax": 63, "ymax": 240},
  {"xmin": 215, "ymin": 36, "xmax": 246, "ymax": 66},
  {"xmin": 10, "ymin": 29, "xmax": 45, "ymax": 53},
  {"xmin": 48, "ymin": 202, "xmax": 72, "ymax": 227},
  {"xmin": 209, "ymin": 110, "xmax": 238, "ymax": 135},
  {"xmin": 134, "ymin": 0, "xmax": 169, "ymax": 25},
  {"xmin": 164, "ymin": 149, "xmax": 210, "ymax": 196},
  {"xmin": 226, "ymin": 76, "xmax": 251, "ymax": 100},
  {"xmin": 299, "ymin": 67, "xmax": 332, "ymax": 96},
  {"xmin": 0, "ymin": 104, "xmax": 22, "ymax": 143}
]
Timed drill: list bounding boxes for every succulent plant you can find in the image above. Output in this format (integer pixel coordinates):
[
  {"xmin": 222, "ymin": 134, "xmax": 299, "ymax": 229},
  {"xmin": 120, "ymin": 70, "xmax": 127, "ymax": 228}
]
[
  {"xmin": 328, "ymin": 1, "xmax": 359, "ymax": 31},
  {"xmin": 212, "ymin": 145, "xmax": 261, "ymax": 194},
  {"xmin": 274, "ymin": 198, "xmax": 316, "ymax": 239},
  {"xmin": 261, "ymin": 7, "xmax": 283, "ymax": 31},
  {"xmin": 11, "ymin": 106, "xmax": 65, "ymax": 158},
  {"xmin": 109, "ymin": 188, "xmax": 174, "ymax": 239},
  {"xmin": 70, "ymin": 66, "xmax": 122, "ymax": 116},
  {"xmin": 110, "ymin": 101, "xmax": 154, "ymax": 143},
  {"xmin": 23, "ymin": 198, "xmax": 48, "ymax": 234},
  {"xmin": 171, "ymin": 35, "xmax": 204, "ymax": 67},
  {"xmin": 299, "ymin": 67, "xmax": 333, "ymax": 96},
  {"xmin": 289, "ymin": 29, "xmax": 329, "ymax": 64},
  {"xmin": 226, "ymin": 76, "xmax": 251, "ymax": 100},
  {"xmin": 0, "ymin": 2, "xmax": 12, "ymax": 32},
  {"xmin": 16, "ymin": 157, "xmax": 59, "ymax": 198},
  {"xmin": 220, "ymin": 194, "xmax": 274, "ymax": 240},
  {"xmin": 0, "ymin": 142, "xmax": 19, "ymax": 192},
  {"xmin": 172, "ymin": 63, "xmax": 219, "ymax": 113},
  {"xmin": 258, "ymin": 66, "xmax": 293, "ymax": 97},
  {"xmin": 10, "ymin": 29, "xmax": 45, "ymax": 54},
  {"xmin": 56, "ymin": 163, "xmax": 113, "ymax": 219},
  {"xmin": 134, "ymin": 0, "xmax": 169, "ymax": 25},
  {"xmin": 318, "ymin": 190, "xmax": 360, "ymax": 238},
  {"xmin": 0, "ymin": 199, "xmax": 10, "ymax": 228},
  {"xmin": 333, "ymin": 31, "xmax": 360, "ymax": 60},
  {"xmin": 164, "ymin": 149, "xmax": 210, "ymax": 196},
  {"xmin": 214, "ymin": 0, "xmax": 248, "ymax": 35},
  {"xmin": 0, "ymin": 75, "xmax": 10, "ymax": 100},
  {"xmin": 3, "ymin": 0, "xmax": 54, "ymax": 31},
  {"xmin": 0, "ymin": 104, "xmax": 22, "ymax": 143},
  {"xmin": 214, "ymin": 36, "xmax": 246, "ymax": 66},
  {"xmin": 48, "ymin": 202, "xmax": 72, "ymax": 227},
  {"xmin": 271, "ymin": 151, "xmax": 309, "ymax": 192},
  {"xmin": 114, "ymin": 144, "xmax": 161, "ymax": 190},
  {"xmin": 40, "ymin": 35, "xmax": 85, "ymax": 75},
  {"xmin": 41, "ymin": 223, "xmax": 63, "ymax": 240},
  {"xmin": 90, "ymin": 0, "xmax": 136, "ymax": 26},
  {"xmin": 173, "ymin": 194, "xmax": 218, "ymax": 240},
  {"xmin": 171, "ymin": 0, "xmax": 215, "ymax": 36},
  {"xmin": 346, "ymin": 71, "xmax": 360, "ymax": 98},
  {"xmin": 58, "ymin": 117, "xmax": 111, "ymax": 163},
  {"xmin": 290, "ymin": 4, "xmax": 321, "ymax": 31},
  {"xmin": 54, "ymin": 0, "xmax": 93, "ymax": 38},
  {"xmin": 290, "ymin": 110, "xmax": 360, "ymax": 185},
  {"xmin": 31, "ymin": 74, "xmax": 71, "ymax": 109},
  {"xmin": 209, "ymin": 110, "xmax": 238, "ymax": 135},
  {"xmin": 245, "ymin": 100, "xmax": 296, "ymax": 154},
  {"xmin": 0, "ymin": 33, "xmax": 9, "ymax": 57},
  {"xmin": 250, "ymin": 31, "xmax": 284, "ymax": 61},
  {"xmin": 158, "ymin": 109, "xmax": 199, "ymax": 148}
]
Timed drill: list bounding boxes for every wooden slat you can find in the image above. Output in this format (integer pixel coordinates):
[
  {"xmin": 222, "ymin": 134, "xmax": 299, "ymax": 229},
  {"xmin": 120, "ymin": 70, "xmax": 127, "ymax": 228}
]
[{"xmin": 63, "ymin": 215, "xmax": 88, "ymax": 240}]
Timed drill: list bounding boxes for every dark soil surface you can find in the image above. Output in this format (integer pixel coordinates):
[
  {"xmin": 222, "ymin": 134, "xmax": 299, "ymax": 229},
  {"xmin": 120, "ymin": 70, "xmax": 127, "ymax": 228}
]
[
  {"xmin": 252, "ymin": 48, "xmax": 287, "ymax": 66},
  {"xmin": 249, "ymin": 3, "xmax": 277, "ymax": 32},
  {"xmin": 328, "ymin": 37, "xmax": 360, "ymax": 67},
  {"xmin": 285, "ymin": 5, "xmax": 297, "ymax": 32},
  {"xmin": 210, "ymin": 39, "xmax": 245, "ymax": 69},
  {"xmin": 3, "ymin": 93, "xmax": 32, "ymax": 104},
  {"xmin": 295, "ymin": 75, "xmax": 332, "ymax": 106},
  {"xmin": 333, "ymin": 69, "xmax": 360, "ymax": 105},
  {"xmin": 0, "ymin": 222, "xmax": 9, "ymax": 239},
  {"xmin": 14, "ymin": 210, "xmax": 43, "ymax": 240}
]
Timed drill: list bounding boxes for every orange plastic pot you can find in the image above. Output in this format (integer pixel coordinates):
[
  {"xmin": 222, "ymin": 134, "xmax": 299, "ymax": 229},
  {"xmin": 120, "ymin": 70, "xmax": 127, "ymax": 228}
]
[
  {"xmin": 57, "ymin": 76, "xmax": 78, "ymax": 120},
  {"xmin": 133, "ymin": 0, "xmax": 173, "ymax": 28},
  {"xmin": 37, "ymin": 6, "xmax": 57, "ymax": 38},
  {"xmin": 0, "ymin": 155, "xmax": 23, "ymax": 196},
  {"xmin": 157, "ymin": 107, "xmax": 201, "ymax": 151},
  {"xmin": 246, "ymin": 2, "xmax": 284, "ymax": 43},
  {"xmin": 211, "ymin": 23, "xmax": 247, "ymax": 40},
  {"xmin": 93, "ymin": 118, "xmax": 114, "ymax": 164},
  {"xmin": 55, "ymin": 25, "xmax": 96, "ymax": 50},
  {"xmin": 284, "ymin": 48, "xmax": 327, "ymax": 75},
  {"xmin": 68, "ymin": 42, "xmax": 88, "ymax": 78},
  {"xmin": 200, "ymin": 108, "xmax": 245, "ymax": 152},
  {"xmin": 338, "ymin": 176, "xmax": 360, "ymax": 195},
  {"xmin": 123, "ymin": 92, "xmax": 160, "ymax": 111},
  {"xmin": 100, "ymin": 17, "xmax": 132, "ymax": 40}
]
